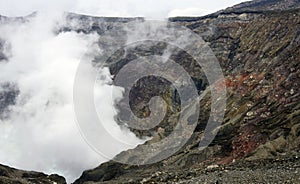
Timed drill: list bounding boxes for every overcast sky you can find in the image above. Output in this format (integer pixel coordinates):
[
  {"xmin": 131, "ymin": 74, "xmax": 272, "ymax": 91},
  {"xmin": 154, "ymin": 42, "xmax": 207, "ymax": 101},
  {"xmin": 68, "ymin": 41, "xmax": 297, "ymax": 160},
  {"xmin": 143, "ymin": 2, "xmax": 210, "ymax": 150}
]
[{"xmin": 0, "ymin": 0, "xmax": 246, "ymax": 18}]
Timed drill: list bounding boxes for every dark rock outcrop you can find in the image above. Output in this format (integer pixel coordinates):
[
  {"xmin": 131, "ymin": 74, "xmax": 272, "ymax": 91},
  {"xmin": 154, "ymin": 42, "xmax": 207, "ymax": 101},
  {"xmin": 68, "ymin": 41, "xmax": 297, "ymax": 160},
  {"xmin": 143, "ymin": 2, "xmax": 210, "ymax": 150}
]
[
  {"xmin": 0, "ymin": 39, "xmax": 8, "ymax": 61},
  {"xmin": 0, "ymin": 164, "xmax": 66, "ymax": 184},
  {"xmin": 55, "ymin": 12, "xmax": 144, "ymax": 35},
  {"xmin": 0, "ymin": 83, "xmax": 19, "ymax": 119}
]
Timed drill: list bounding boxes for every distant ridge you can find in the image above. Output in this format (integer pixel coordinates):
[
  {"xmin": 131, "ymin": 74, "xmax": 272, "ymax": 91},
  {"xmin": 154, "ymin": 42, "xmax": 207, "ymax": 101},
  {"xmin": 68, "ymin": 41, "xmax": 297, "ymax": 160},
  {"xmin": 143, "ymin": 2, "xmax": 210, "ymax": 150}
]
[{"xmin": 169, "ymin": 0, "xmax": 300, "ymax": 21}]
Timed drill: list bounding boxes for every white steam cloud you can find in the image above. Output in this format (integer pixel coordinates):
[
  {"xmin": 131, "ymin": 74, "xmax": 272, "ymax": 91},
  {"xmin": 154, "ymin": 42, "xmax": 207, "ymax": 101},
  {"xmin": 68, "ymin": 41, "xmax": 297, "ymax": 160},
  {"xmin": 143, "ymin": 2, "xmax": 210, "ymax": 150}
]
[{"xmin": 0, "ymin": 13, "xmax": 144, "ymax": 183}]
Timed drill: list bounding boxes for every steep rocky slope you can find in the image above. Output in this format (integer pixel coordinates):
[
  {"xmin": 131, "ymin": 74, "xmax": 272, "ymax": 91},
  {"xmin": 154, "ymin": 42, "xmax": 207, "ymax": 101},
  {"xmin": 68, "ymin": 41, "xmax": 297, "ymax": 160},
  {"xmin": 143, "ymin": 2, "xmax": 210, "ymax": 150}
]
[{"xmin": 73, "ymin": 1, "xmax": 300, "ymax": 184}]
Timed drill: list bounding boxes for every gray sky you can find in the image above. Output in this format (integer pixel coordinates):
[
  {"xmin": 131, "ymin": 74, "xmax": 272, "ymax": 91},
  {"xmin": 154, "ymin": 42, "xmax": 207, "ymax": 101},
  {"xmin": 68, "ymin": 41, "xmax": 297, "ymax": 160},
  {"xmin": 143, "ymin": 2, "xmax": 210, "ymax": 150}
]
[{"xmin": 0, "ymin": 0, "xmax": 246, "ymax": 18}]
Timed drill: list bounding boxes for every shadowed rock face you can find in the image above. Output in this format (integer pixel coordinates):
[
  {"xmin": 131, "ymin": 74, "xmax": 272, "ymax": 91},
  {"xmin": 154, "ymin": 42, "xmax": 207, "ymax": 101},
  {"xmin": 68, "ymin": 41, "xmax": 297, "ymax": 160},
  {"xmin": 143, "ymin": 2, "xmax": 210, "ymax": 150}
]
[
  {"xmin": 0, "ymin": 164, "xmax": 66, "ymax": 184},
  {"xmin": 0, "ymin": 83, "xmax": 19, "ymax": 119},
  {"xmin": 0, "ymin": 0, "xmax": 300, "ymax": 183},
  {"xmin": 0, "ymin": 38, "xmax": 11, "ymax": 62},
  {"xmin": 0, "ymin": 39, "xmax": 7, "ymax": 61}
]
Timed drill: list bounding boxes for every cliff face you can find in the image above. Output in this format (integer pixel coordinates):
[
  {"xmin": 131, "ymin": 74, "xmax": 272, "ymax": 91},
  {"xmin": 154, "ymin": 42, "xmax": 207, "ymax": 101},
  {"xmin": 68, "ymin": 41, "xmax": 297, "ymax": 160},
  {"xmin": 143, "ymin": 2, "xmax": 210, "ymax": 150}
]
[
  {"xmin": 73, "ymin": 1, "xmax": 300, "ymax": 184},
  {"xmin": 176, "ymin": 6, "xmax": 300, "ymax": 163}
]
